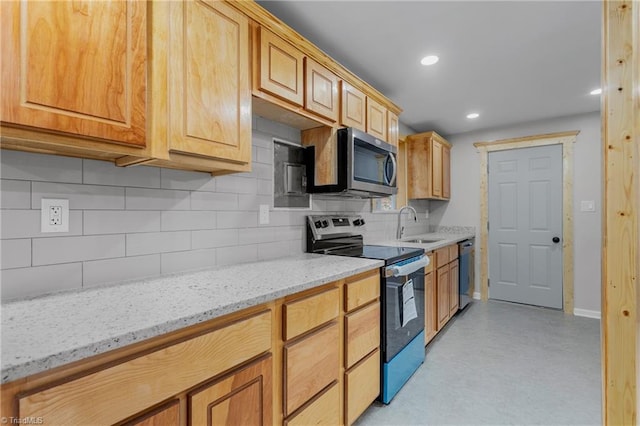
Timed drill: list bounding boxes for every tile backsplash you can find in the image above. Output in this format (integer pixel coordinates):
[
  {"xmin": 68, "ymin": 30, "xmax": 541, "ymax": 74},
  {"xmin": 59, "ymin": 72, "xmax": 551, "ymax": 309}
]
[{"xmin": 0, "ymin": 117, "xmax": 429, "ymax": 301}]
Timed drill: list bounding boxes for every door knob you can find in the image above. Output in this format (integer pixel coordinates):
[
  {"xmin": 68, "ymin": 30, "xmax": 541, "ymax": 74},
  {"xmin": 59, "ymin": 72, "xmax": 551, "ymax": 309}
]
[{"xmin": 552, "ymin": 237, "xmax": 560, "ymax": 243}]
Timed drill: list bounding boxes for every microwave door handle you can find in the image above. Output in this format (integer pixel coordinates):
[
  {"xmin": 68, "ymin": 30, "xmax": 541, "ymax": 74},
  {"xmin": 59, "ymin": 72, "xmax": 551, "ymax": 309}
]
[{"xmin": 385, "ymin": 153, "xmax": 397, "ymax": 186}]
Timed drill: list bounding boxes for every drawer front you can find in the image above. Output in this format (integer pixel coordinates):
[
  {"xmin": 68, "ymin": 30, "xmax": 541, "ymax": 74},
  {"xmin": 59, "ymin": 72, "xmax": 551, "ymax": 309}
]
[
  {"xmin": 345, "ymin": 349, "xmax": 380, "ymax": 425},
  {"xmin": 284, "ymin": 322, "xmax": 340, "ymax": 416},
  {"xmin": 345, "ymin": 270, "xmax": 380, "ymax": 312},
  {"xmin": 424, "ymin": 252, "xmax": 435, "ymax": 274},
  {"xmin": 435, "ymin": 246, "xmax": 450, "ymax": 268},
  {"xmin": 345, "ymin": 302, "xmax": 380, "ymax": 369},
  {"xmin": 284, "ymin": 382, "xmax": 340, "ymax": 426},
  {"xmin": 18, "ymin": 310, "xmax": 272, "ymax": 426},
  {"xmin": 284, "ymin": 287, "xmax": 339, "ymax": 340},
  {"xmin": 449, "ymin": 244, "xmax": 459, "ymax": 261}
]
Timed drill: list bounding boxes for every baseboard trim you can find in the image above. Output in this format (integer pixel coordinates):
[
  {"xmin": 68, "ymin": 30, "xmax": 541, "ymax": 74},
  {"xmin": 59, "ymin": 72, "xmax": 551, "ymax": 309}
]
[
  {"xmin": 473, "ymin": 292, "xmax": 481, "ymax": 300},
  {"xmin": 573, "ymin": 308, "xmax": 601, "ymax": 319}
]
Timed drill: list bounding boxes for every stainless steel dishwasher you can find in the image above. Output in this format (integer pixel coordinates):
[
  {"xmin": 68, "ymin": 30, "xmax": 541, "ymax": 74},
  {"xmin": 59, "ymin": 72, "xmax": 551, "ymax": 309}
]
[{"xmin": 458, "ymin": 239, "xmax": 475, "ymax": 310}]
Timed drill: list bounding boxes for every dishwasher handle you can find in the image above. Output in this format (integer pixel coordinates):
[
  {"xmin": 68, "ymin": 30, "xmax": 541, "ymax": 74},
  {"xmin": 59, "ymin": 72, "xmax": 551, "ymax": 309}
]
[{"xmin": 385, "ymin": 255, "xmax": 430, "ymax": 277}]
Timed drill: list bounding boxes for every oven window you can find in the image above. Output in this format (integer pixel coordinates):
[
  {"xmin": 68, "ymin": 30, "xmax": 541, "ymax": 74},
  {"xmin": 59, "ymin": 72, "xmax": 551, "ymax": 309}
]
[{"xmin": 353, "ymin": 138, "xmax": 394, "ymax": 186}]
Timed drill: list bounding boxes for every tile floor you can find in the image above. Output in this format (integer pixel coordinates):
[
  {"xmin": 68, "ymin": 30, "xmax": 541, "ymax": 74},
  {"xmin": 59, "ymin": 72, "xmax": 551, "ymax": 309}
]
[{"xmin": 355, "ymin": 300, "xmax": 601, "ymax": 425}]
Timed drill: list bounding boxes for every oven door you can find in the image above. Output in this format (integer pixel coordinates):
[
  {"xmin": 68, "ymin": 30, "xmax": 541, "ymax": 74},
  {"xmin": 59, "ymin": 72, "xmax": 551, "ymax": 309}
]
[{"xmin": 383, "ymin": 265, "xmax": 425, "ymax": 362}]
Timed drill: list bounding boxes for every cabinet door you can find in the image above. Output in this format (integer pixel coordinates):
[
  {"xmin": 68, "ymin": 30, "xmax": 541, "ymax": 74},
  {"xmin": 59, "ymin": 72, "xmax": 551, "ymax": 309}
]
[
  {"xmin": 345, "ymin": 349, "xmax": 380, "ymax": 426},
  {"xmin": 304, "ymin": 58, "xmax": 339, "ymax": 122},
  {"xmin": 167, "ymin": 0, "xmax": 251, "ymax": 164},
  {"xmin": 424, "ymin": 271, "xmax": 438, "ymax": 345},
  {"xmin": 345, "ymin": 302, "xmax": 380, "ymax": 369},
  {"xmin": 125, "ymin": 401, "xmax": 180, "ymax": 426},
  {"xmin": 436, "ymin": 266, "xmax": 450, "ymax": 330},
  {"xmin": 340, "ymin": 82, "xmax": 366, "ymax": 132},
  {"xmin": 366, "ymin": 97, "xmax": 387, "ymax": 141},
  {"xmin": 387, "ymin": 112, "xmax": 399, "ymax": 147},
  {"xmin": 1, "ymin": 1, "xmax": 146, "ymax": 146},
  {"xmin": 189, "ymin": 355, "xmax": 272, "ymax": 426},
  {"xmin": 449, "ymin": 259, "xmax": 460, "ymax": 317},
  {"xmin": 431, "ymin": 139, "xmax": 444, "ymax": 198},
  {"xmin": 257, "ymin": 27, "xmax": 304, "ymax": 106},
  {"xmin": 442, "ymin": 145, "xmax": 451, "ymax": 199}
]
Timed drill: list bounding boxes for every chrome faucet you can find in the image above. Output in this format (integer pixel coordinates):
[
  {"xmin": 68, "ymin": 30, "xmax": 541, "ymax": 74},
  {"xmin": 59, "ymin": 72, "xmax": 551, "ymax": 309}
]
[{"xmin": 396, "ymin": 205, "xmax": 418, "ymax": 239}]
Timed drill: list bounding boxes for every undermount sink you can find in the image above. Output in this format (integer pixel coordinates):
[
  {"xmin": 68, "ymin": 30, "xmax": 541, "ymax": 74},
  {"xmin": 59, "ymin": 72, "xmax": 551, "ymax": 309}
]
[{"xmin": 403, "ymin": 238, "xmax": 443, "ymax": 244}]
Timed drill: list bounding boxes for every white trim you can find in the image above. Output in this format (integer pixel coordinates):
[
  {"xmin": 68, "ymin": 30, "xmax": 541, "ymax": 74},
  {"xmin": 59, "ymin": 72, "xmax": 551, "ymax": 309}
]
[
  {"xmin": 473, "ymin": 292, "xmax": 481, "ymax": 300},
  {"xmin": 573, "ymin": 308, "xmax": 601, "ymax": 319}
]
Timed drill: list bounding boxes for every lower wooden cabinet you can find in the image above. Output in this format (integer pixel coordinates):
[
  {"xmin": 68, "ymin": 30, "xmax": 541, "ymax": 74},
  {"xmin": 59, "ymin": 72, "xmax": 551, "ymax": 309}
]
[
  {"xmin": 125, "ymin": 400, "xmax": 180, "ymax": 426},
  {"xmin": 449, "ymin": 259, "xmax": 460, "ymax": 317},
  {"xmin": 428, "ymin": 246, "xmax": 460, "ymax": 340},
  {"xmin": 189, "ymin": 355, "xmax": 272, "ymax": 426},
  {"xmin": 284, "ymin": 383, "xmax": 340, "ymax": 426},
  {"xmin": 345, "ymin": 349, "xmax": 381, "ymax": 426},
  {"xmin": 424, "ymin": 270, "xmax": 437, "ymax": 344},
  {"xmin": 436, "ymin": 265, "xmax": 450, "ymax": 330}
]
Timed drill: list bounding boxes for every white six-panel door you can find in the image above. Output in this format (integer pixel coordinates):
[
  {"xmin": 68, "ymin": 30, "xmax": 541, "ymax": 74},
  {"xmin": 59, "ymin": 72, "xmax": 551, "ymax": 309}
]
[{"xmin": 488, "ymin": 145, "xmax": 563, "ymax": 309}]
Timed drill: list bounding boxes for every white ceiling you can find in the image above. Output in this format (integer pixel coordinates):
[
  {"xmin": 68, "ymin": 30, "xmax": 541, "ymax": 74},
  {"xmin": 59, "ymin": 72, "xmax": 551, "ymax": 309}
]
[{"xmin": 256, "ymin": 1, "xmax": 602, "ymax": 136}]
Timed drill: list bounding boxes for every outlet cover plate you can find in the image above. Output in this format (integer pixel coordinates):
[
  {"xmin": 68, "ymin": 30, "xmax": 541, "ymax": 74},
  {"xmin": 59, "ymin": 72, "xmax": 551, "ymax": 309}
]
[{"xmin": 41, "ymin": 198, "xmax": 69, "ymax": 233}]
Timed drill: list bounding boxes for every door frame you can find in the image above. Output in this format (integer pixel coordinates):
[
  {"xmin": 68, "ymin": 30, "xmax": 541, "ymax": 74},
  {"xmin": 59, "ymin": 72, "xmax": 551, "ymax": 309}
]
[{"xmin": 474, "ymin": 131, "xmax": 579, "ymax": 313}]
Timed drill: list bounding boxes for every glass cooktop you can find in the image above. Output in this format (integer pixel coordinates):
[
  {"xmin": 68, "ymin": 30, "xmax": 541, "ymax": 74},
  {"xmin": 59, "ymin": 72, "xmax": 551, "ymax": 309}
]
[{"xmin": 326, "ymin": 245, "xmax": 424, "ymax": 266}]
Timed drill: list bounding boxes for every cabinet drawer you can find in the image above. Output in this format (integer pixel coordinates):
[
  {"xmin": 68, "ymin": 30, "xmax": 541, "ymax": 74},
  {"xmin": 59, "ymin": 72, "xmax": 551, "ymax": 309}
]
[
  {"xmin": 345, "ymin": 270, "xmax": 380, "ymax": 312},
  {"xmin": 449, "ymin": 244, "xmax": 459, "ymax": 261},
  {"xmin": 345, "ymin": 302, "xmax": 380, "ymax": 369},
  {"xmin": 345, "ymin": 349, "xmax": 380, "ymax": 425},
  {"xmin": 284, "ymin": 322, "xmax": 340, "ymax": 416},
  {"xmin": 435, "ymin": 246, "xmax": 450, "ymax": 268},
  {"xmin": 285, "ymin": 382, "xmax": 340, "ymax": 426},
  {"xmin": 424, "ymin": 252, "xmax": 435, "ymax": 274},
  {"xmin": 17, "ymin": 310, "xmax": 272, "ymax": 426},
  {"xmin": 284, "ymin": 287, "xmax": 339, "ymax": 340}
]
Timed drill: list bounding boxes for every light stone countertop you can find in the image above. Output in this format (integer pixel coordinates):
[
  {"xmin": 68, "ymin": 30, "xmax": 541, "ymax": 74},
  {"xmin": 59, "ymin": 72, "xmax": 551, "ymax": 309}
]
[
  {"xmin": 0, "ymin": 254, "xmax": 383, "ymax": 384},
  {"xmin": 371, "ymin": 231, "xmax": 476, "ymax": 252}
]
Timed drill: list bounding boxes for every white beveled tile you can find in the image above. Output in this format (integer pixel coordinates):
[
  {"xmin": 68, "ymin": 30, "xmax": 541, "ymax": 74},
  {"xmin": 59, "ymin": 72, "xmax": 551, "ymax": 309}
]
[
  {"xmin": 1, "ymin": 180, "xmax": 31, "ymax": 209},
  {"xmin": 1, "ymin": 239, "xmax": 31, "ymax": 269},
  {"xmin": 83, "ymin": 159, "xmax": 160, "ymax": 188},
  {"xmin": 161, "ymin": 211, "xmax": 216, "ymax": 231},
  {"xmin": 161, "ymin": 249, "xmax": 216, "ymax": 274},
  {"xmin": 191, "ymin": 229, "xmax": 238, "ymax": 249},
  {"xmin": 190, "ymin": 192, "xmax": 238, "ymax": 211},
  {"xmin": 83, "ymin": 255, "xmax": 161, "ymax": 287},
  {"xmin": 1, "ymin": 150, "xmax": 82, "ymax": 183},
  {"xmin": 33, "ymin": 235, "xmax": 125, "ymax": 266},
  {"xmin": 32, "ymin": 182, "xmax": 124, "ymax": 210},
  {"xmin": 258, "ymin": 241, "xmax": 290, "ymax": 260},
  {"xmin": 257, "ymin": 179, "xmax": 272, "ymax": 196},
  {"xmin": 126, "ymin": 231, "xmax": 191, "ymax": 256},
  {"xmin": 256, "ymin": 146, "xmax": 272, "ymax": 165},
  {"xmin": 238, "ymin": 194, "xmax": 273, "ymax": 211},
  {"xmin": 238, "ymin": 227, "xmax": 276, "ymax": 245},
  {"xmin": 216, "ymin": 244, "xmax": 258, "ymax": 266},
  {"xmin": 0, "ymin": 210, "xmax": 83, "ymax": 239},
  {"xmin": 215, "ymin": 175, "xmax": 258, "ymax": 194},
  {"xmin": 125, "ymin": 187, "xmax": 190, "ymax": 211},
  {"xmin": 84, "ymin": 211, "xmax": 161, "ymax": 235},
  {"xmin": 1, "ymin": 263, "xmax": 82, "ymax": 301},
  {"xmin": 160, "ymin": 168, "xmax": 216, "ymax": 191},
  {"xmin": 217, "ymin": 211, "xmax": 258, "ymax": 229}
]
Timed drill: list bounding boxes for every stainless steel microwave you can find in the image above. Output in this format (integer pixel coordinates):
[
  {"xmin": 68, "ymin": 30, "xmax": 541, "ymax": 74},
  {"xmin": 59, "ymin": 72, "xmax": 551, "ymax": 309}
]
[{"xmin": 305, "ymin": 127, "xmax": 397, "ymax": 198}]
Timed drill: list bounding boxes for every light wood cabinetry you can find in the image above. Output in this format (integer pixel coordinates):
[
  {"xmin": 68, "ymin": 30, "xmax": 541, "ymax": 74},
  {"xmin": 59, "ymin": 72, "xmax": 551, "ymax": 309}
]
[
  {"xmin": 387, "ymin": 112, "xmax": 400, "ymax": 147},
  {"xmin": 424, "ymin": 253, "xmax": 437, "ymax": 345},
  {"xmin": 406, "ymin": 131, "xmax": 452, "ymax": 200},
  {"xmin": 305, "ymin": 58, "xmax": 340, "ymax": 122},
  {"xmin": 366, "ymin": 97, "xmax": 388, "ymax": 141},
  {"xmin": 189, "ymin": 355, "xmax": 272, "ymax": 426},
  {"xmin": 341, "ymin": 82, "xmax": 367, "ymax": 132},
  {"xmin": 436, "ymin": 265, "xmax": 451, "ymax": 330},
  {"xmin": 1, "ymin": 0, "xmax": 147, "ymax": 147},
  {"xmin": 434, "ymin": 244, "xmax": 460, "ymax": 332},
  {"xmin": 255, "ymin": 27, "xmax": 305, "ymax": 106},
  {"xmin": 449, "ymin": 259, "xmax": 460, "ymax": 318},
  {"xmin": 1, "ymin": 268, "xmax": 382, "ymax": 426}
]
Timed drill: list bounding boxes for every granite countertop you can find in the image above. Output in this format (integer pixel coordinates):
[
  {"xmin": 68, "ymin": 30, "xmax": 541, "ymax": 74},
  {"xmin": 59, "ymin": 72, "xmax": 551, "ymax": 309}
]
[
  {"xmin": 371, "ymin": 231, "xmax": 476, "ymax": 252},
  {"xmin": 0, "ymin": 254, "xmax": 383, "ymax": 384}
]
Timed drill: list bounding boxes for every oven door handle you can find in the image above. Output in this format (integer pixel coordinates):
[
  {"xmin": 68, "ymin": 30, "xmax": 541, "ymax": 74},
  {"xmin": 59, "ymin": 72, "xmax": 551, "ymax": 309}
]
[{"xmin": 385, "ymin": 255, "xmax": 430, "ymax": 277}]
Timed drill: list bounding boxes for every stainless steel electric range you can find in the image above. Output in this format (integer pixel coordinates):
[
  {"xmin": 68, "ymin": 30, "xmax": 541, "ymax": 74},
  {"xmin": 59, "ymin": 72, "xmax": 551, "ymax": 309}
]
[{"xmin": 307, "ymin": 215, "xmax": 430, "ymax": 404}]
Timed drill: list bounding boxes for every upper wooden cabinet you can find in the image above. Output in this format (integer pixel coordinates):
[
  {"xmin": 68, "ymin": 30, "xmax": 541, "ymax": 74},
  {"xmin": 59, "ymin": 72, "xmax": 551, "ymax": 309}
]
[
  {"xmin": 406, "ymin": 131, "xmax": 452, "ymax": 200},
  {"xmin": 341, "ymin": 82, "xmax": 367, "ymax": 132},
  {"xmin": 255, "ymin": 27, "xmax": 304, "ymax": 106},
  {"xmin": 366, "ymin": 97, "xmax": 387, "ymax": 141},
  {"xmin": 157, "ymin": 0, "xmax": 251, "ymax": 167},
  {"xmin": 304, "ymin": 58, "xmax": 340, "ymax": 122},
  {"xmin": 1, "ymin": 0, "xmax": 147, "ymax": 146},
  {"xmin": 387, "ymin": 112, "xmax": 399, "ymax": 147}
]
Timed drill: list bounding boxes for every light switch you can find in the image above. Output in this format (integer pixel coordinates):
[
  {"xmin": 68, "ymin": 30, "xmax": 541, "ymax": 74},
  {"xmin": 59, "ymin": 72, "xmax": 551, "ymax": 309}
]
[{"xmin": 580, "ymin": 200, "xmax": 596, "ymax": 212}]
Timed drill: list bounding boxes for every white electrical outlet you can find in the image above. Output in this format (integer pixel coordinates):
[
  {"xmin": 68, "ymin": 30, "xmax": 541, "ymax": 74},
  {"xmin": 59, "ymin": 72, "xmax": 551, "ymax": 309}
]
[
  {"xmin": 41, "ymin": 199, "xmax": 69, "ymax": 233},
  {"xmin": 259, "ymin": 204, "xmax": 270, "ymax": 225}
]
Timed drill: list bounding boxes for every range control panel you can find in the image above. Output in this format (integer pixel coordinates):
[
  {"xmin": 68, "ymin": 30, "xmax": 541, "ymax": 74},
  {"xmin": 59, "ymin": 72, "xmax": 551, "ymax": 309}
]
[{"xmin": 307, "ymin": 215, "xmax": 366, "ymax": 240}]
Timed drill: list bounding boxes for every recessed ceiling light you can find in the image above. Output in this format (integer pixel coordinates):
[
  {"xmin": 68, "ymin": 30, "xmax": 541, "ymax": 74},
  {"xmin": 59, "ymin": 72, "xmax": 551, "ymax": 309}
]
[
  {"xmin": 590, "ymin": 88, "xmax": 602, "ymax": 95},
  {"xmin": 466, "ymin": 113, "xmax": 480, "ymax": 119},
  {"xmin": 420, "ymin": 55, "xmax": 439, "ymax": 66}
]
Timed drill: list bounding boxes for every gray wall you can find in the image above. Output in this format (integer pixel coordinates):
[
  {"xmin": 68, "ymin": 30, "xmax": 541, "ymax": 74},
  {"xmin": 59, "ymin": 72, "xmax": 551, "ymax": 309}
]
[
  {"xmin": 0, "ymin": 117, "xmax": 429, "ymax": 301},
  {"xmin": 429, "ymin": 111, "xmax": 602, "ymax": 315}
]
